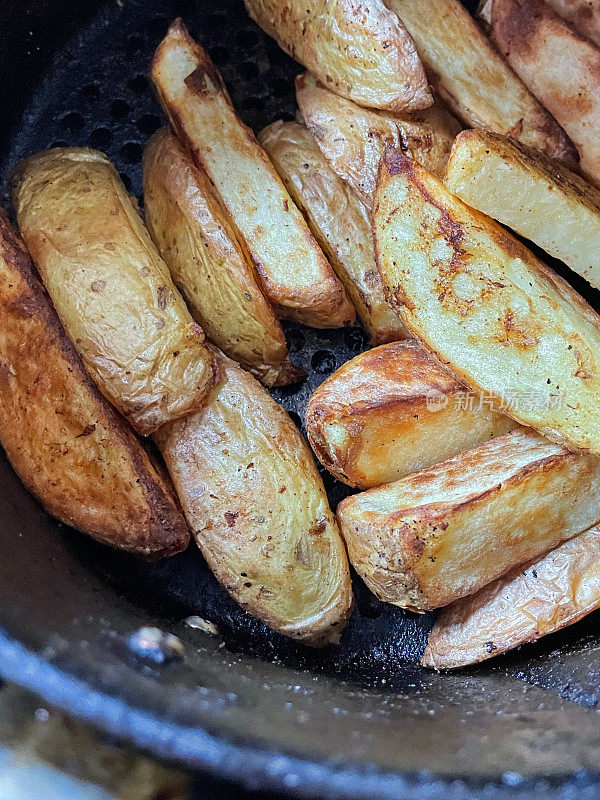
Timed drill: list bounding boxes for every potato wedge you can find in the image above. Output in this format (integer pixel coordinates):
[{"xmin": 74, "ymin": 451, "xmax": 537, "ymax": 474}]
[
  {"xmin": 154, "ymin": 347, "xmax": 354, "ymax": 645},
  {"xmin": 151, "ymin": 20, "xmax": 355, "ymax": 329},
  {"xmin": 383, "ymin": 0, "xmax": 577, "ymax": 164},
  {"xmin": 11, "ymin": 147, "xmax": 215, "ymax": 436},
  {"xmin": 423, "ymin": 523, "xmax": 600, "ymax": 669},
  {"xmin": 259, "ymin": 121, "xmax": 406, "ymax": 344},
  {"xmin": 374, "ymin": 151, "xmax": 600, "ymax": 454},
  {"xmin": 143, "ymin": 128, "xmax": 302, "ymax": 387},
  {"xmin": 243, "ymin": 0, "xmax": 431, "ymax": 112},
  {"xmin": 306, "ymin": 341, "xmax": 516, "ymax": 489},
  {"xmin": 337, "ymin": 428, "xmax": 600, "ymax": 611},
  {"xmin": 445, "ymin": 129, "xmax": 600, "ymax": 291},
  {"xmin": 295, "ymin": 72, "xmax": 461, "ymax": 209},
  {"xmin": 0, "ymin": 209, "xmax": 190, "ymax": 557},
  {"xmin": 480, "ymin": 0, "xmax": 600, "ymax": 46},
  {"xmin": 490, "ymin": 0, "xmax": 600, "ymax": 186}
]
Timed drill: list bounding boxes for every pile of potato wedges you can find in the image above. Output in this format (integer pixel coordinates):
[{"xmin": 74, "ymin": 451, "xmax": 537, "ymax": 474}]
[{"xmin": 3, "ymin": 0, "xmax": 600, "ymax": 669}]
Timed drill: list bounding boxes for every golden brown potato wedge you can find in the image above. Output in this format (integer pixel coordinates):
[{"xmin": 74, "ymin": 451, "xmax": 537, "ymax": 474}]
[
  {"xmin": 306, "ymin": 341, "xmax": 516, "ymax": 489},
  {"xmin": 143, "ymin": 128, "xmax": 302, "ymax": 387},
  {"xmin": 490, "ymin": 0, "xmax": 600, "ymax": 186},
  {"xmin": 445, "ymin": 129, "xmax": 600, "ymax": 291},
  {"xmin": 383, "ymin": 0, "xmax": 577, "ymax": 164},
  {"xmin": 480, "ymin": 0, "xmax": 600, "ymax": 46},
  {"xmin": 374, "ymin": 151, "xmax": 600, "ymax": 454},
  {"xmin": 11, "ymin": 147, "xmax": 215, "ymax": 436},
  {"xmin": 423, "ymin": 523, "xmax": 600, "ymax": 669},
  {"xmin": 154, "ymin": 347, "xmax": 354, "ymax": 645},
  {"xmin": 151, "ymin": 20, "xmax": 355, "ymax": 329},
  {"xmin": 243, "ymin": 0, "xmax": 431, "ymax": 112},
  {"xmin": 295, "ymin": 72, "xmax": 461, "ymax": 209},
  {"xmin": 259, "ymin": 121, "xmax": 406, "ymax": 344},
  {"xmin": 337, "ymin": 428, "xmax": 600, "ymax": 611},
  {"xmin": 0, "ymin": 209, "xmax": 190, "ymax": 557}
]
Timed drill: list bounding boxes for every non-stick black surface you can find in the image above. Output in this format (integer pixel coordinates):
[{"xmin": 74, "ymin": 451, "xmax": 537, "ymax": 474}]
[{"xmin": 2, "ymin": 1, "xmax": 600, "ymax": 797}]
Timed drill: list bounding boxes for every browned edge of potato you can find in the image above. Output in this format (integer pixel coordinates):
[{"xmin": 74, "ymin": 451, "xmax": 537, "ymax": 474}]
[
  {"xmin": 490, "ymin": 0, "xmax": 600, "ymax": 186},
  {"xmin": 374, "ymin": 149, "xmax": 600, "ymax": 454},
  {"xmin": 480, "ymin": 0, "xmax": 600, "ymax": 46},
  {"xmin": 11, "ymin": 146, "xmax": 216, "ymax": 436},
  {"xmin": 445, "ymin": 128, "xmax": 600, "ymax": 291},
  {"xmin": 259, "ymin": 120, "xmax": 406, "ymax": 345},
  {"xmin": 383, "ymin": 0, "xmax": 577, "ymax": 165},
  {"xmin": 337, "ymin": 428, "xmax": 600, "ymax": 611},
  {"xmin": 423, "ymin": 523, "xmax": 600, "ymax": 669},
  {"xmin": 150, "ymin": 19, "xmax": 355, "ymax": 329},
  {"xmin": 143, "ymin": 127, "xmax": 303, "ymax": 387},
  {"xmin": 154, "ymin": 346, "xmax": 354, "ymax": 645},
  {"xmin": 0, "ymin": 208, "xmax": 190, "ymax": 558},
  {"xmin": 243, "ymin": 0, "xmax": 431, "ymax": 112},
  {"xmin": 296, "ymin": 72, "xmax": 461, "ymax": 209},
  {"xmin": 306, "ymin": 341, "xmax": 516, "ymax": 489}
]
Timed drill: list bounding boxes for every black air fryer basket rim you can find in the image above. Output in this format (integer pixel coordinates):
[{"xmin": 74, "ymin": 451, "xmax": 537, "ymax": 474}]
[{"xmin": 2, "ymin": 0, "xmax": 600, "ymax": 798}]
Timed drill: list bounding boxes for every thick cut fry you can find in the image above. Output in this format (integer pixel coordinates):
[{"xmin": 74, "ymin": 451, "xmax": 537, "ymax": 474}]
[
  {"xmin": 423, "ymin": 524, "xmax": 600, "ymax": 669},
  {"xmin": 337, "ymin": 429, "xmax": 600, "ymax": 611},
  {"xmin": 490, "ymin": 0, "xmax": 600, "ymax": 186},
  {"xmin": 383, "ymin": 0, "xmax": 577, "ymax": 164},
  {"xmin": 143, "ymin": 128, "xmax": 301, "ymax": 387},
  {"xmin": 0, "ymin": 209, "xmax": 190, "ymax": 557},
  {"xmin": 445, "ymin": 129, "xmax": 600, "ymax": 291},
  {"xmin": 296, "ymin": 72, "xmax": 461, "ymax": 209},
  {"xmin": 11, "ymin": 147, "xmax": 215, "ymax": 436},
  {"xmin": 306, "ymin": 341, "xmax": 516, "ymax": 489},
  {"xmin": 154, "ymin": 347, "xmax": 354, "ymax": 645},
  {"xmin": 151, "ymin": 20, "xmax": 355, "ymax": 329},
  {"xmin": 259, "ymin": 121, "xmax": 406, "ymax": 344},
  {"xmin": 243, "ymin": 0, "xmax": 431, "ymax": 112},
  {"xmin": 374, "ymin": 151, "xmax": 600, "ymax": 454},
  {"xmin": 480, "ymin": 0, "xmax": 600, "ymax": 46}
]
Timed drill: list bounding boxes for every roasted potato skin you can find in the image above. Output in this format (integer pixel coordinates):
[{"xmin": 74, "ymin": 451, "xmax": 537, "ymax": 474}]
[
  {"xmin": 337, "ymin": 429, "xmax": 600, "ymax": 611},
  {"xmin": 480, "ymin": 0, "xmax": 600, "ymax": 45},
  {"xmin": 151, "ymin": 20, "xmax": 355, "ymax": 329},
  {"xmin": 11, "ymin": 147, "xmax": 215, "ymax": 436},
  {"xmin": 374, "ymin": 150, "xmax": 600, "ymax": 454},
  {"xmin": 0, "ymin": 209, "xmax": 190, "ymax": 557},
  {"xmin": 490, "ymin": 0, "xmax": 600, "ymax": 186},
  {"xmin": 154, "ymin": 347, "xmax": 354, "ymax": 645},
  {"xmin": 259, "ymin": 121, "xmax": 406, "ymax": 345},
  {"xmin": 244, "ymin": 0, "xmax": 432, "ymax": 112},
  {"xmin": 423, "ymin": 524, "xmax": 600, "ymax": 669},
  {"xmin": 384, "ymin": 0, "xmax": 577, "ymax": 165},
  {"xmin": 306, "ymin": 341, "xmax": 516, "ymax": 489},
  {"xmin": 143, "ymin": 128, "xmax": 302, "ymax": 387},
  {"xmin": 445, "ymin": 129, "xmax": 600, "ymax": 291},
  {"xmin": 296, "ymin": 72, "xmax": 461, "ymax": 209}
]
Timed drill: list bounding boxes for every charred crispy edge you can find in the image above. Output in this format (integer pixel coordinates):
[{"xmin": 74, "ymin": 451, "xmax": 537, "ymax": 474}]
[
  {"xmin": 337, "ymin": 436, "xmax": 578, "ymax": 610},
  {"xmin": 0, "ymin": 210, "xmax": 191, "ymax": 558}
]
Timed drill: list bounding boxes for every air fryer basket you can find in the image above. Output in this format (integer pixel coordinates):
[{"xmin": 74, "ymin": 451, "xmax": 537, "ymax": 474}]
[{"xmin": 1, "ymin": 1, "xmax": 600, "ymax": 798}]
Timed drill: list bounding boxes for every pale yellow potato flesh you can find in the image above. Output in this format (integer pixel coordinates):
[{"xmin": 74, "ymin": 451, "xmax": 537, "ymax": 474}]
[
  {"xmin": 383, "ymin": 0, "xmax": 577, "ymax": 165},
  {"xmin": 374, "ymin": 151, "xmax": 600, "ymax": 454},
  {"xmin": 446, "ymin": 129, "xmax": 600, "ymax": 292},
  {"xmin": 11, "ymin": 147, "xmax": 215, "ymax": 436},
  {"xmin": 0, "ymin": 209, "xmax": 190, "ymax": 558},
  {"xmin": 337, "ymin": 428, "xmax": 600, "ymax": 611},
  {"xmin": 243, "ymin": 0, "xmax": 431, "ymax": 112},
  {"xmin": 154, "ymin": 347, "xmax": 354, "ymax": 646},
  {"xmin": 143, "ymin": 128, "xmax": 301, "ymax": 387},
  {"xmin": 151, "ymin": 20, "xmax": 355, "ymax": 328},
  {"xmin": 423, "ymin": 524, "xmax": 600, "ymax": 669},
  {"xmin": 491, "ymin": 0, "xmax": 600, "ymax": 186},
  {"xmin": 259, "ymin": 121, "xmax": 406, "ymax": 345},
  {"xmin": 306, "ymin": 341, "xmax": 516, "ymax": 489},
  {"xmin": 296, "ymin": 72, "xmax": 461, "ymax": 209}
]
